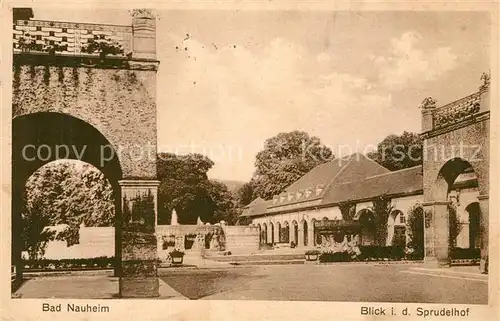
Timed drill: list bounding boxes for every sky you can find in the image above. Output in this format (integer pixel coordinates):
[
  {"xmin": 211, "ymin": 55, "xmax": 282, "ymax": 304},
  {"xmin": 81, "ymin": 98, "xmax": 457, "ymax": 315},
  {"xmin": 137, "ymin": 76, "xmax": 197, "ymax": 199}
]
[{"xmin": 33, "ymin": 9, "xmax": 490, "ymax": 181}]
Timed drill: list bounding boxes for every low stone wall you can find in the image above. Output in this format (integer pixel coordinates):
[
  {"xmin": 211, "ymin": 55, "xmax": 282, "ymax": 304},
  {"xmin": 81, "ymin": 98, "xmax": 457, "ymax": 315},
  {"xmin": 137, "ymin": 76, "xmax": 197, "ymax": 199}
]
[
  {"xmin": 222, "ymin": 226, "xmax": 259, "ymax": 254},
  {"xmin": 31, "ymin": 225, "xmax": 260, "ymax": 260},
  {"xmin": 39, "ymin": 227, "xmax": 114, "ymax": 259}
]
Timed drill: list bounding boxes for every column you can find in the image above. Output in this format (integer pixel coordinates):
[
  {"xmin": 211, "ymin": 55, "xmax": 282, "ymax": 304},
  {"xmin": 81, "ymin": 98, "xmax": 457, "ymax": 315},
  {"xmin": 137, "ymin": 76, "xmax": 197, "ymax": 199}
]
[
  {"xmin": 298, "ymin": 225, "xmax": 304, "ymax": 248},
  {"xmin": 478, "ymin": 194, "xmax": 489, "ymax": 273},
  {"xmin": 119, "ymin": 179, "xmax": 160, "ymax": 298},
  {"xmin": 274, "ymin": 223, "xmax": 280, "ymax": 244},
  {"xmin": 289, "ymin": 225, "xmax": 294, "ymax": 245},
  {"xmin": 423, "ymin": 201, "xmax": 451, "ymax": 267},
  {"xmin": 308, "ymin": 223, "xmax": 315, "ymax": 247}
]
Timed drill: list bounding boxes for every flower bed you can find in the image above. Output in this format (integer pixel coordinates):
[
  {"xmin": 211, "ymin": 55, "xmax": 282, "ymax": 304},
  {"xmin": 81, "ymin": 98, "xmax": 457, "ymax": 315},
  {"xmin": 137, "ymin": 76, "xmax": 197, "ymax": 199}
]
[{"xmin": 314, "ymin": 245, "xmax": 422, "ymax": 263}]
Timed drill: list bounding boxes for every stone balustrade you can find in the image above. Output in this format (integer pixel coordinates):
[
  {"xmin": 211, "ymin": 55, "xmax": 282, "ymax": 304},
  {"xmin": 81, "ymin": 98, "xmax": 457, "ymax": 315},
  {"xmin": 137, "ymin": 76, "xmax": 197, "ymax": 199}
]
[
  {"xmin": 13, "ymin": 19, "xmax": 133, "ymax": 58},
  {"xmin": 432, "ymin": 91, "xmax": 482, "ymax": 129}
]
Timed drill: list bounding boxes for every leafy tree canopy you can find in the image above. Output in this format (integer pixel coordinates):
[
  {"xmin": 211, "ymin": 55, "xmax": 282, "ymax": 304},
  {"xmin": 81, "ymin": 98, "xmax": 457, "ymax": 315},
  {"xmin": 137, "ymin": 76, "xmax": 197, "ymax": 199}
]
[
  {"xmin": 367, "ymin": 131, "xmax": 422, "ymax": 171},
  {"xmin": 22, "ymin": 160, "xmax": 114, "ymax": 259},
  {"xmin": 251, "ymin": 131, "xmax": 333, "ymax": 200},
  {"xmin": 157, "ymin": 153, "xmax": 236, "ymax": 225}
]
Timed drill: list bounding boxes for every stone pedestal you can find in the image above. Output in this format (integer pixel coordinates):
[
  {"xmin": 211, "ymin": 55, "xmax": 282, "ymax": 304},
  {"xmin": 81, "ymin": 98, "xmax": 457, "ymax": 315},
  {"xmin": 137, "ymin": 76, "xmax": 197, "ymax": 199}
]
[
  {"xmin": 119, "ymin": 179, "xmax": 160, "ymax": 298},
  {"xmin": 478, "ymin": 195, "xmax": 489, "ymax": 273},
  {"xmin": 423, "ymin": 201, "xmax": 451, "ymax": 267}
]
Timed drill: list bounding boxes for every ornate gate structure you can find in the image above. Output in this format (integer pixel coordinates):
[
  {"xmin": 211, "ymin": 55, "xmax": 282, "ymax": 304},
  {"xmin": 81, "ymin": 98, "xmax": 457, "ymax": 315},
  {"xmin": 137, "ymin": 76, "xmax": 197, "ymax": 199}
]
[{"xmin": 420, "ymin": 74, "xmax": 490, "ymax": 273}]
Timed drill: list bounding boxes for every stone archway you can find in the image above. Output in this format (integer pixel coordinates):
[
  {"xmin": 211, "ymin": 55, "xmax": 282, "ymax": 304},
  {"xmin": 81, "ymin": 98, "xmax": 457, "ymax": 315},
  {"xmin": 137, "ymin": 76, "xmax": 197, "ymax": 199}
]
[
  {"xmin": 12, "ymin": 11, "xmax": 162, "ymax": 297},
  {"xmin": 421, "ymin": 79, "xmax": 489, "ymax": 272},
  {"xmin": 387, "ymin": 210, "xmax": 406, "ymax": 247},
  {"xmin": 282, "ymin": 221, "xmax": 290, "ymax": 243},
  {"xmin": 262, "ymin": 223, "xmax": 268, "ymax": 244},
  {"xmin": 424, "ymin": 157, "xmax": 485, "ymax": 268},
  {"xmin": 12, "ymin": 112, "xmax": 123, "ymax": 286}
]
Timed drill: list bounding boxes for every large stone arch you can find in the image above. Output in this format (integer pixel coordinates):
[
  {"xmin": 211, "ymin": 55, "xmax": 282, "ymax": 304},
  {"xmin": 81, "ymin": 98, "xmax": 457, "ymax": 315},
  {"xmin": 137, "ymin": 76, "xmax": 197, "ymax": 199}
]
[
  {"xmin": 421, "ymin": 81, "xmax": 489, "ymax": 272},
  {"xmin": 12, "ymin": 112, "xmax": 124, "ymax": 285},
  {"xmin": 11, "ymin": 13, "xmax": 162, "ymax": 297}
]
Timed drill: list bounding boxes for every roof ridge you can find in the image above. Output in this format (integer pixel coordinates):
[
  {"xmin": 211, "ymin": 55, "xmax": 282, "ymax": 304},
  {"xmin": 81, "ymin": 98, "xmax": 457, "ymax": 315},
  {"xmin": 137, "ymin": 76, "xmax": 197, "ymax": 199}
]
[
  {"xmin": 366, "ymin": 165, "xmax": 422, "ymax": 179},
  {"xmin": 319, "ymin": 156, "xmax": 355, "ymax": 196},
  {"xmin": 333, "ymin": 165, "xmax": 422, "ymax": 187}
]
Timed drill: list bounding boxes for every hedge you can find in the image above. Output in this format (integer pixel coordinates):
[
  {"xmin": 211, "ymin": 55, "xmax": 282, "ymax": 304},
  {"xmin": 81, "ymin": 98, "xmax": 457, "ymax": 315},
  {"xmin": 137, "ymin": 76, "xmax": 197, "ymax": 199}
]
[
  {"xmin": 450, "ymin": 247, "xmax": 480, "ymax": 259},
  {"xmin": 319, "ymin": 251, "xmax": 351, "ymax": 263},
  {"xmin": 22, "ymin": 256, "xmax": 115, "ymax": 270},
  {"xmin": 358, "ymin": 246, "xmax": 405, "ymax": 261}
]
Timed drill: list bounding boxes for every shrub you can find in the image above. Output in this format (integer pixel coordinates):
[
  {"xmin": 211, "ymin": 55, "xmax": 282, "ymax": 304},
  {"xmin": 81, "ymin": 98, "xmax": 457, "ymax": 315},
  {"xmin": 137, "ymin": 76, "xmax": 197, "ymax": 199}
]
[
  {"xmin": 406, "ymin": 203, "xmax": 424, "ymax": 256},
  {"xmin": 319, "ymin": 251, "xmax": 351, "ymax": 263},
  {"xmin": 358, "ymin": 246, "xmax": 405, "ymax": 261},
  {"xmin": 169, "ymin": 249, "xmax": 185, "ymax": 258},
  {"xmin": 450, "ymin": 247, "xmax": 480, "ymax": 259},
  {"xmin": 22, "ymin": 256, "xmax": 114, "ymax": 270}
]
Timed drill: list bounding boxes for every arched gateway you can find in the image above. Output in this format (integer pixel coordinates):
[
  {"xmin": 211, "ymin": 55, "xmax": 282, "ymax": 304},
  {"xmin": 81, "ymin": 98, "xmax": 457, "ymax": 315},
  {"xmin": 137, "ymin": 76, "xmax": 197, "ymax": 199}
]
[
  {"xmin": 420, "ymin": 74, "xmax": 490, "ymax": 273},
  {"xmin": 11, "ymin": 11, "xmax": 161, "ymax": 297}
]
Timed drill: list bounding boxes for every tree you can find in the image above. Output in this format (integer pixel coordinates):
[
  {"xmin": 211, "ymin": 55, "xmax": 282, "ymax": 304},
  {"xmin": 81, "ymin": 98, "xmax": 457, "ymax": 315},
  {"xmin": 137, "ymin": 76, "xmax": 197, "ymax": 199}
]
[
  {"xmin": 236, "ymin": 182, "xmax": 255, "ymax": 207},
  {"xmin": 448, "ymin": 204, "xmax": 462, "ymax": 249},
  {"xmin": 157, "ymin": 153, "xmax": 215, "ymax": 225},
  {"xmin": 338, "ymin": 201, "xmax": 356, "ymax": 221},
  {"xmin": 406, "ymin": 203, "xmax": 424, "ymax": 257},
  {"xmin": 22, "ymin": 160, "xmax": 115, "ymax": 259},
  {"xmin": 370, "ymin": 196, "xmax": 394, "ymax": 246},
  {"xmin": 157, "ymin": 153, "xmax": 239, "ymax": 225},
  {"xmin": 251, "ymin": 131, "xmax": 333, "ymax": 199},
  {"xmin": 368, "ymin": 131, "xmax": 422, "ymax": 171},
  {"xmin": 209, "ymin": 180, "xmax": 238, "ymax": 225}
]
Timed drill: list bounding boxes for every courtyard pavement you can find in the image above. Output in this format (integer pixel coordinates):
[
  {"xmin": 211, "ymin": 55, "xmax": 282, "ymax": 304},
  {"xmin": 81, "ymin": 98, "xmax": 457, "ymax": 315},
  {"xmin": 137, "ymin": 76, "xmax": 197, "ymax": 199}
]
[
  {"xmin": 12, "ymin": 263, "xmax": 487, "ymax": 303},
  {"xmin": 159, "ymin": 263, "xmax": 488, "ymax": 303}
]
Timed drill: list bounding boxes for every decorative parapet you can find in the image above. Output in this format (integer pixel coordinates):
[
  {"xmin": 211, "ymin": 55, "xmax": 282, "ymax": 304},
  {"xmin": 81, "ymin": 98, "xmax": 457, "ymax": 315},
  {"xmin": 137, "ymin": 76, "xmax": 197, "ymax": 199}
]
[
  {"xmin": 432, "ymin": 91, "xmax": 482, "ymax": 129},
  {"xmin": 13, "ymin": 19, "xmax": 133, "ymax": 58}
]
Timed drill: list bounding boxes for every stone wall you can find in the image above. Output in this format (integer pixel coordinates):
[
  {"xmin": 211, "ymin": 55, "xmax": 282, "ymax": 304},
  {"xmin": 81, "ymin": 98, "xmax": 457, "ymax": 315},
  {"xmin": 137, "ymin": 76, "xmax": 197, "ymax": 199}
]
[
  {"xmin": 222, "ymin": 226, "xmax": 260, "ymax": 254},
  {"xmin": 38, "ymin": 226, "xmax": 114, "ymax": 259},
  {"xmin": 12, "ymin": 63, "xmax": 157, "ymax": 179}
]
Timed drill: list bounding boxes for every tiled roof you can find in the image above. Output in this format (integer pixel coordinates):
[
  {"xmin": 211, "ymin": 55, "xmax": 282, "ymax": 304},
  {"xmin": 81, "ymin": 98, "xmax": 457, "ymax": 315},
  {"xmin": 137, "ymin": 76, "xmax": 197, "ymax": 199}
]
[
  {"xmin": 240, "ymin": 197, "xmax": 271, "ymax": 218},
  {"xmin": 268, "ymin": 153, "xmax": 390, "ymax": 207},
  {"xmin": 320, "ymin": 165, "xmax": 423, "ymax": 206},
  {"xmin": 241, "ymin": 153, "xmax": 404, "ymax": 218}
]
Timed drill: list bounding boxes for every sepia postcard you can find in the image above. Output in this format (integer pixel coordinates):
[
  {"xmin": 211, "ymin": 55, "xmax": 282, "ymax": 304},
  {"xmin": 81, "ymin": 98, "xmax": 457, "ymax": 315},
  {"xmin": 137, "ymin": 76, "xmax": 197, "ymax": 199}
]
[{"xmin": 0, "ymin": 1, "xmax": 498, "ymax": 321}]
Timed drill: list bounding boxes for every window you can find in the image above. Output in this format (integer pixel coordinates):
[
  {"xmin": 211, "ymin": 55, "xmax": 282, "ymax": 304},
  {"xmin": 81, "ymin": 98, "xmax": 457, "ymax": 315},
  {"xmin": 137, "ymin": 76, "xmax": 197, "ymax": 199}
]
[
  {"xmin": 36, "ymin": 26, "xmax": 41, "ymax": 31},
  {"xmin": 399, "ymin": 214, "xmax": 406, "ymax": 224},
  {"xmin": 62, "ymin": 28, "xmax": 67, "ymax": 33},
  {"xmin": 49, "ymin": 31, "xmax": 54, "ymax": 36},
  {"xmin": 36, "ymin": 35, "xmax": 41, "ymax": 40},
  {"xmin": 62, "ymin": 36, "xmax": 67, "ymax": 42}
]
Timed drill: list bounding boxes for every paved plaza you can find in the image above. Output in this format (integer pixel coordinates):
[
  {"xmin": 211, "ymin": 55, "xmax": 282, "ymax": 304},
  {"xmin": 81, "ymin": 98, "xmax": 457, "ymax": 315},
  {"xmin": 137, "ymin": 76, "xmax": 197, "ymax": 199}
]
[
  {"xmin": 13, "ymin": 263, "xmax": 487, "ymax": 304},
  {"xmin": 159, "ymin": 264, "xmax": 487, "ymax": 303}
]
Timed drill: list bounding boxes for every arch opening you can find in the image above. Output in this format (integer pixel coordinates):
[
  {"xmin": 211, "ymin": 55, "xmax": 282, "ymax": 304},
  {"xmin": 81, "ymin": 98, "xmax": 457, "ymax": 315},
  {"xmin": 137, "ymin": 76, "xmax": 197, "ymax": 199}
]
[{"xmin": 12, "ymin": 112, "xmax": 123, "ymax": 282}]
